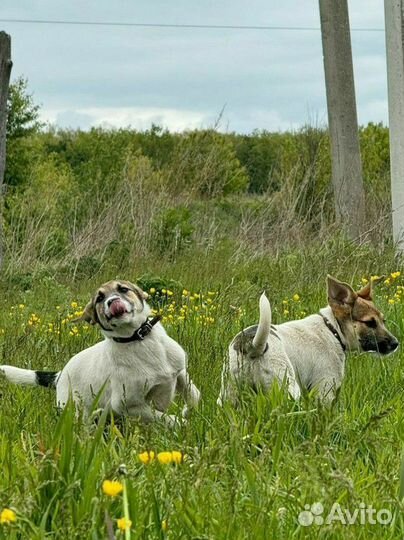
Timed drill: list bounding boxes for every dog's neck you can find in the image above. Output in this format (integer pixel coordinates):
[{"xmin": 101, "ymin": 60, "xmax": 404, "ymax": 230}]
[{"xmin": 319, "ymin": 306, "xmax": 347, "ymax": 352}]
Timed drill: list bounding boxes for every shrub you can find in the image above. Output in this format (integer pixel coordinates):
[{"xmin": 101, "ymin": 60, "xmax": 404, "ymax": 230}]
[
  {"xmin": 154, "ymin": 206, "xmax": 194, "ymax": 254},
  {"xmin": 168, "ymin": 130, "xmax": 249, "ymax": 197}
]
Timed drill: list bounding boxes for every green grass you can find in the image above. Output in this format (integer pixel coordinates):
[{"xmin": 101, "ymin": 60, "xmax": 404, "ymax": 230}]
[{"xmin": 0, "ymin": 243, "xmax": 403, "ymax": 539}]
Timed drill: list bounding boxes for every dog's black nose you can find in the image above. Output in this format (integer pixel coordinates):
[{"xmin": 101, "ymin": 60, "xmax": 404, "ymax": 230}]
[{"xmin": 390, "ymin": 338, "xmax": 399, "ymax": 351}]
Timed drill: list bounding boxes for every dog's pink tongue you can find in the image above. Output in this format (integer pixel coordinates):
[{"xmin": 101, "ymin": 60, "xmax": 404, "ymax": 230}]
[{"xmin": 110, "ymin": 299, "xmax": 126, "ymax": 317}]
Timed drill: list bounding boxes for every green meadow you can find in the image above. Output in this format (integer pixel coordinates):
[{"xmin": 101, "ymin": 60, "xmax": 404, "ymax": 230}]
[{"xmin": 0, "ymin": 80, "xmax": 403, "ymax": 538}]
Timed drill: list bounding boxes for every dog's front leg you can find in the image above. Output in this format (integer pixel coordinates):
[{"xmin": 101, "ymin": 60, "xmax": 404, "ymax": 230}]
[
  {"xmin": 313, "ymin": 378, "xmax": 338, "ymax": 404},
  {"xmin": 111, "ymin": 396, "xmax": 177, "ymax": 425},
  {"xmin": 125, "ymin": 403, "xmax": 179, "ymax": 426},
  {"xmin": 176, "ymin": 369, "xmax": 200, "ymax": 418}
]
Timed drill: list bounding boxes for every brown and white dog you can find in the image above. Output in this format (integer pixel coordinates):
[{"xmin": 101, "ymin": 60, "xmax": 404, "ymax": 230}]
[
  {"xmin": 1, "ymin": 280, "xmax": 200, "ymax": 424},
  {"xmin": 274, "ymin": 275, "xmax": 399, "ymax": 401},
  {"xmin": 218, "ymin": 275, "xmax": 399, "ymax": 405}
]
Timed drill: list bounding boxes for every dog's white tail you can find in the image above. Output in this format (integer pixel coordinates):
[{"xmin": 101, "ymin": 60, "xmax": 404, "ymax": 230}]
[
  {"xmin": 252, "ymin": 292, "xmax": 271, "ymax": 355},
  {"xmin": 0, "ymin": 365, "xmax": 58, "ymax": 388}
]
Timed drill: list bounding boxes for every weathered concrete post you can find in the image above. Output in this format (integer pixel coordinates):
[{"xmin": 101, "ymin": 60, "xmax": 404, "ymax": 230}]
[
  {"xmin": 385, "ymin": 0, "xmax": 404, "ymax": 252},
  {"xmin": 319, "ymin": 0, "xmax": 366, "ymax": 239},
  {"xmin": 0, "ymin": 32, "xmax": 12, "ymax": 269}
]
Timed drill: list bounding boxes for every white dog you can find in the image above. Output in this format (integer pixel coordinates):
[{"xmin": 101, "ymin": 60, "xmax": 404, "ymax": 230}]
[
  {"xmin": 274, "ymin": 275, "xmax": 399, "ymax": 402},
  {"xmin": 217, "ymin": 293, "xmax": 301, "ymax": 405},
  {"xmin": 218, "ymin": 275, "xmax": 399, "ymax": 405},
  {"xmin": 1, "ymin": 280, "xmax": 200, "ymax": 424}
]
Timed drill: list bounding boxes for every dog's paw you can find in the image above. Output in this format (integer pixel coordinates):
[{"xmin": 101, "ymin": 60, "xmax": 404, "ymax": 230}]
[
  {"xmin": 182, "ymin": 406, "xmax": 191, "ymax": 418},
  {"xmin": 164, "ymin": 414, "xmax": 184, "ymax": 428}
]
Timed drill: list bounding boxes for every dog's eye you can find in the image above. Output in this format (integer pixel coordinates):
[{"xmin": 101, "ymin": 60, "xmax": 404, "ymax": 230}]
[
  {"xmin": 118, "ymin": 285, "xmax": 129, "ymax": 294},
  {"xmin": 363, "ymin": 319, "xmax": 377, "ymax": 329},
  {"xmin": 96, "ymin": 292, "xmax": 105, "ymax": 303}
]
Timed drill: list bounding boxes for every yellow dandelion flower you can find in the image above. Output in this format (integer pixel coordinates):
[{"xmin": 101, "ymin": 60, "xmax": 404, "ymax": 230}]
[
  {"xmin": 167, "ymin": 290, "xmax": 173, "ymax": 296},
  {"xmin": 292, "ymin": 294, "xmax": 300, "ymax": 302},
  {"xmin": 283, "ymin": 310, "xmax": 289, "ymax": 316},
  {"xmin": 138, "ymin": 450, "xmax": 155, "ymax": 464},
  {"xmin": 157, "ymin": 452, "xmax": 173, "ymax": 464},
  {"xmin": 117, "ymin": 517, "xmax": 132, "ymax": 532},
  {"xmin": 384, "ymin": 278, "xmax": 391, "ymax": 286},
  {"xmin": 208, "ymin": 291, "xmax": 216, "ymax": 296},
  {"xmin": 361, "ymin": 278, "xmax": 369, "ymax": 285},
  {"xmin": 0, "ymin": 508, "xmax": 16, "ymax": 524},
  {"xmin": 182, "ymin": 289, "xmax": 189, "ymax": 296},
  {"xmin": 282, "ymin": 299, "xmax": 288, "ymax": 305},
  {"xmin": 162, "ymin": 519, "xmax": 168, "ymax": 532},
  {"xmin": 102, "ymin": 479, "xmax": 123, "ymax": 497},
  {"xmin": 162, "ymin": 288, "xmax": 167, "ymax": 294},
  {"xmin": 388, "ymin": 299, "xmax": 395, "ymax": 305},
  {"xmin": 18, "ymin": 304, "xmax": 25, "ymax": 309},
  {"xmin": 171, "ymin": 451, "xmax": 183, "ymax": 464},
  {"xmin": 71, "ymin": 301, "xmax": 78, "ymax": 309},
  {"xmin": 150, "ymin": 287, "xmax": 156, "ymax": 294}
]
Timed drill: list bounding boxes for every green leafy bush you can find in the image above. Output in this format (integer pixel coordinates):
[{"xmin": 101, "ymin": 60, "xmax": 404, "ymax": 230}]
[
  {"xmin": 154, "ymin": 206, "xmax": 194, "ymax": 254},
  {"xmin": 168, "ymin": 130, "xmax": 249, "ymax": 197}
]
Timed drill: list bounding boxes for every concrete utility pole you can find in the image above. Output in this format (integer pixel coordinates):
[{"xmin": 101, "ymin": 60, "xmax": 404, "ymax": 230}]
[
  {"xmin": 385, "ymin": 0, "xmax": 404, "ymax": 253},
  {"xmin": 319, "ymin": 0, "xmax": 365, "ymax": 239},
  {"xmin": 0, "ymin": 32, "xmax": 12, "ymax": 269}
]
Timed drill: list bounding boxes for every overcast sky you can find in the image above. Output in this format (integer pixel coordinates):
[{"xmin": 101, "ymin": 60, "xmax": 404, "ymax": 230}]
[{"xmin": 1, "ymin": 1, "xmax": 387, "ymax": 133}]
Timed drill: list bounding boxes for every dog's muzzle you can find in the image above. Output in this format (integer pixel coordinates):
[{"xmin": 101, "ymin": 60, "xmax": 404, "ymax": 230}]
[
  {"xmin": 361, "ymin": 337, "xmax": 399, "ymax": 355},
  {"xmin": 106, "ymin": 297, "xmax": 129, "ymax": 319}
]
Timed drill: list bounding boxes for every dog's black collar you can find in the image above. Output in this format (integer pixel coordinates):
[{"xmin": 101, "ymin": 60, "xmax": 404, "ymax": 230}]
[
  {"xmin": 320, "ymin": 314, "xmax": 346, "ymax": 352},
  {"xmin": 112, "ymin": 315, "xmax": 162, "ymax": 343}
]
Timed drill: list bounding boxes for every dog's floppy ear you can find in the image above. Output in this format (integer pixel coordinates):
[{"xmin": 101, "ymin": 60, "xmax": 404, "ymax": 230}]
[
  {"xmin": 327, "ymin": 275, "xmax": 357, "ymax": 306},
  {"xmin": 357, "ymin": 275, "xmax": 385, "ymax": 301},
  {"xmin": 72, "ymin": 298, "xmax": 97, "ymax": 325}
]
